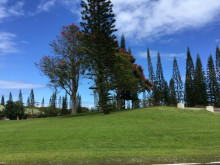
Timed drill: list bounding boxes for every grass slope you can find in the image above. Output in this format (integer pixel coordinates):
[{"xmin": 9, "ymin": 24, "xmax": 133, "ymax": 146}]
[{"xmin": 0, "ymin": 107, "xmax": 220, "ymax": 164}]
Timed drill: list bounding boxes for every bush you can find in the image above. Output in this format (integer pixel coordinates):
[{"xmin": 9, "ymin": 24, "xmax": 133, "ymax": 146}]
[
  {"xmin": 39, "ymin": 106, "xmax": 62, "ymax": 117},
  {"xmin": 4, "ymin": 101, "xmax": 24, "ymax": 120},
  {"xmin": 81, "ymin": 107, "xmax": 89, "ymax": 113},
  {"xmin": 0, "ymin": 110, "xmax": 5, "ymax": 119}
]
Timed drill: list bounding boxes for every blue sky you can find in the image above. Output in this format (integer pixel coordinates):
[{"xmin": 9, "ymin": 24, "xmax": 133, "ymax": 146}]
[{"xmin": 0, "ymin": 0, "xmax": 220, "ymax": 108}]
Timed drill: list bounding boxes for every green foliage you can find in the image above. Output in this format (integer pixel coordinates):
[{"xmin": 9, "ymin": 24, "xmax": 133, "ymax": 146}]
[
  {"xmin": 37, "ymin": 23, "xmax": 85, "ymax": 114},
  {"xmin": 26, "ymin": 97, "xmax": 30, "ymax": 107},
  {"xmin": 216, "ymin": 46, "xmax": 220, "ymax": 106},
  {"xmin": 8, "ymin": 92, "xmax": 13, "ymax": 102},
  {"xmin": 4, "ymin": 101, "xmax": 24, "ymax": 120},
  {"xmin": 1, "ymin": 95, "xmax": 4, "ymax": 106},
  {"xmin": 120, "ymin": 34, "xmax": 126, "ymax": 49},
  {"xmin": 50, "ymin": 91, "xmax": 57, "ymax": 108},
  {"xmin": 81, "ymin": 107, "xmax": 90, "ymax": 113},
  {"xmin": 194, "ymin": 55, "xmax": 207, "ymax": 106},
  {"xmin": 76, "ymin": 93, "xmax": 82, "ymax": 113},
  {"xmin": 184, "ymin": 47, "xmax": 195, "ymax": 107},
  {"xmin": 1, "ymin": 107, "xmax": 220, "ymax": 164},
  {"xmin": 41, "ymin": 97, "xmax": 44, "ymax": 107},
  {"xmin": 207, "ymin": 55, "xmax": 219, "ymax": 106},
  {"xmin": 154, "ymin": 53, "xmax": 166, "ymax": 105},
  {"xmin": 80, "ymin": 0, "xmax": 118, "ymax": 114},
  {"xmin": 216, "ymin": 46, "xmax": 220, "ymax": 85},
  {"xmin": 30, "ymin": 89, "xmax": 35, "ymax": 107},
  {"xmin": 147, "ymin": 48, "xmax": 155, "ymax": 82},
  {"xmin": 18, "ymin": 89, "xmax": 23, "ymax": 104},
  {"xmin": 39, "ymin": 107, "xmax": 62, "ymax": 117},
  {"xmin": 168, "ymin": 78, "xmax": 177, "ymax": 105},
  {"xmin": 172, "ymin": 57, "xmax": 183, "ymax": 103},
  {"xmin": 147, "ymin": 48, "xmax": 156, "ymax": 105},
  {"xmin": 61, "ymin": 94, "xmax": 69, "ymax": 115}
]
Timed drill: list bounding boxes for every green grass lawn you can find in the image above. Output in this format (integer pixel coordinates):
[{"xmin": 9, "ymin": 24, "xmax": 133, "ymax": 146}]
[{"xmin": 0, "ymin": 107, "xmax": 220, "ymax": 165}]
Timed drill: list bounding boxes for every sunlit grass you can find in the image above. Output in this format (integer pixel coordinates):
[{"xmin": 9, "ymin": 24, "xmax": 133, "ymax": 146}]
[{"xmin": 0, "ymin": 106, "xmax": 220, "ymax": 164}]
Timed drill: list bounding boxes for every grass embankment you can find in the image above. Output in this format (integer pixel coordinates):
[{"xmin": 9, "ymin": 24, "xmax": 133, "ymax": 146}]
[{"xmin": 0, "ymin": 107, "xmax": 220, "ymax": 164}]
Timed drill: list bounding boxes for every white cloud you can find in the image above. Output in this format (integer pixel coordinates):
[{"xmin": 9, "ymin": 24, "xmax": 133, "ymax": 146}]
[
  {"xmin": 8, "ymin": 1, "xmax": 24, "ymax": 16},
  {"xmin": 0, "ymin": 32, "xmax": 19, "ymax": 55},
  {"xmin": 37, "ymin": 0, "xmax": 56, "ymax": 12},
  {"xmin": 0, "ymin": 0, "xmax": 24, "ymax": 22},
  {"xmin": 112, "ymin": 0, "xmax": 220, "ymax": 40},
  {"xmin": 0, "ymin": 80, "xmax": 45, "ymax": 89},
  {"xmin": 36, "ymin": 0, "xmax": 80, "ymax": 14}
]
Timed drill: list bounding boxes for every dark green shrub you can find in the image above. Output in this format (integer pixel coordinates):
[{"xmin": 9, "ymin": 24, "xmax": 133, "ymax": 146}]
[
  {"xmin": 4, "ymin": 101, "xmax": 24, "ymax": 120},
  {"xmin": 39, "ymin": 106, "xmax": 62, "ymax": 117}
]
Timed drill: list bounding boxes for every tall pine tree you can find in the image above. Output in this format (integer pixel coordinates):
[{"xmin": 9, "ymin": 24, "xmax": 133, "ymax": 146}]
[
  {"xmin": 18, "ymin": 89, "xmax": 23, "ymax": 104},
  {"xmin": 194, "ymin": 55, "xmax": 207, "ymax": 106},
  {"xmin": 120, "ymin": 34, "xmax": 126, "ymax": 50},
  {"xmin": 27, "ymin": 97, "xmax": 30, "ymax": 107},
  {"xmin": 62, "ymin": 93, "xmax": 68, "ymax": 115},
  {"xmin": 50, "ymin": 92, "xmax": 57, "ymax": 108},
  {"xmin": 147, "ymin": 48, "xmax": 155, "ymax": 105},
  {"xmin": 81, "ymin": 0, "xmax": 118, "ymax": 114},
  {"xmin": 172, "ymin": 57, "xmax": 183, "ymax": 103},
  {"xmin": 1, "ymin": 95, "xmax": 5, "ymax": 106},
  {"xmin": 155, "ymin": 53, "xmax": 166, "ymax": 105},
  {"xmin": 58, "ymin": 96, "xmax": 62, "ymax": 109},
  {"xmin": 168, "ymin": 78, "xmax": 177, "ymax": 105},
  {"xmin": 41, "ymin": 97, "xmax": 44, "ymax": 107},
  {"xmin": 76, "ymin": 93, "xmax": 82, "ymax": 113},
  {"xmin": 9, "ymin": 92, "xmax": 13, "ymax": 102},
  {"xmin": 207, "ymin": 55, "xmax": 219, "ymax": 106},
  {"xmin": 216, "ymin": 46, "xmax": 220, "ymax": 85},
  {"xmin": 184, "ymin": 48, "xmax": 194, "ymax": 107},
  {"xmin": 30, "ymin": 89, "xmax": 35, "ymax": 107}
]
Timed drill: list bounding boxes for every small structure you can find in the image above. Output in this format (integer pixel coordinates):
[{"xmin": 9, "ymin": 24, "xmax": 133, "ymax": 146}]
[
  {"xmin": 177, "ymin": 103, "xmax": 184, "ymax": 109},
  {"xmin": 206, "ymin": 106, "xmax": 214, "ymax": 113}
]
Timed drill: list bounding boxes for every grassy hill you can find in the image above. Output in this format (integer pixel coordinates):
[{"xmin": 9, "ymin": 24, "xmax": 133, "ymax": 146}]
[{"xmin": 0, "ymin": 106, "xmax": 220, "ymax": 164}]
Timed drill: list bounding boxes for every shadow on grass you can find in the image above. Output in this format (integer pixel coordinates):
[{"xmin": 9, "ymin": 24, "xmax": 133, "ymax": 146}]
[{"xmin": 58, "ymin": 108, "xmax": 137, "ymax": 119}]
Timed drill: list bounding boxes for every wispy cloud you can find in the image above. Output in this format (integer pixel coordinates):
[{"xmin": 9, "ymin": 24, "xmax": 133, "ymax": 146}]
[
  {"xmin": 0, "ymin": 32, "xmax": 19, "ymax": 55},
  {"xmin": 0, "ymin": 0, "xmax": 24, "ymax": 22},
  {"xmin": 36, "ymin": 0, "xmax": 81, "ymax": 14},
  {"xmin": 112, "ymin": 0, "xmax": 220, "ymax": 40},
  {"xmin": 37, "ymin": 0, "xmax": 56, "ymax": 12},
  {"xmin": 0, "ymin": 80, "xmax": 46, "ymax": 89},
  {"xmin": 215, "ymin": 39, "xmax": 220, "ymax": 42}
]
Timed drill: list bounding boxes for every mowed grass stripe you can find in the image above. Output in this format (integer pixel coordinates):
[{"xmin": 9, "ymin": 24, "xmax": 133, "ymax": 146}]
[{"xmin": 0, "ymin": 107, "xmax": 220, "ymax": 164}]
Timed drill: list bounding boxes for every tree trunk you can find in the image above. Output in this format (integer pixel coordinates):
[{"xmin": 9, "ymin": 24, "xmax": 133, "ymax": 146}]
[
  {"xmin": 71, "ymin": 91, "xmax": 77, "ymax": 114},
  {"xmin": 116, "ymin": 91, "xmax": 121, "ymax": 110}
]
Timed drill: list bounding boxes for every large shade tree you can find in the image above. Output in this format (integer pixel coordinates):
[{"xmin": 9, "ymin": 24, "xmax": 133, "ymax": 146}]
[
  {"xmin": 112, "ymin": 49, "xmax": 152, "ymax": 110},
  {"xmin": 37, "ymin": 23, "xmax": 85, "ymax": 114}
]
